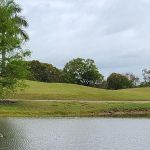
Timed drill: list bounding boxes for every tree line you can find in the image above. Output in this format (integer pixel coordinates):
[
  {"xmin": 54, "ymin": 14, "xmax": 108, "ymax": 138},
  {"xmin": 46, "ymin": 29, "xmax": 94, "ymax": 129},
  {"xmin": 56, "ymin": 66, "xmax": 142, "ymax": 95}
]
[
  {"xmin": 27, "ymin": 59, "xmax": 150, "ymax": 90},
  {"xmin": 0, "ymin": 0, "xmax": 150, "ymax": 99}
]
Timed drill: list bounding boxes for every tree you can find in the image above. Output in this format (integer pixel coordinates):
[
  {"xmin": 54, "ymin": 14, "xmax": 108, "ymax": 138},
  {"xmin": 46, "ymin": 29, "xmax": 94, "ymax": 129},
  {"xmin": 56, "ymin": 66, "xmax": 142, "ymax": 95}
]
[
  {"xmin": 28, "ymin": 60, "xmax": 63, "ymax": 83},
  {"xmin": 63, "ymin": 58, "xmax": 103, "ymax": 86},
  {"xmin": 0, "ymin": 0, "xmax": 30, "ymax": 98},
  {"xmin": 107, "ymin": 73, "xmax": 132, "ymax": 90},
  {"xmin": 141, "ymin": 69, "xmax": 150, "ymax": 87},
  {"xmin": 124, "ymin": 73, "xmax": 140, "ymax": 87}
]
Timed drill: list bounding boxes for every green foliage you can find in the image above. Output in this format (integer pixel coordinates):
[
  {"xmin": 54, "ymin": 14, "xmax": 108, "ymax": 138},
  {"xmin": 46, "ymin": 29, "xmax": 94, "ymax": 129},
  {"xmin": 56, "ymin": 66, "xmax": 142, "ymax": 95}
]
[
  {"xmin": 0, "ymin": 0, "xmax": 30, "ymax": 98},
  {"xmin": 28, "ymin": 60, "xmax": 63, "ymax": 83},
  {"xmin": 107, "ymin": 73, "xmax": 133, "ymax": 90},
  {"xmin": 63, "ymin": 58, "xmax": 103, "ymax": 86}
]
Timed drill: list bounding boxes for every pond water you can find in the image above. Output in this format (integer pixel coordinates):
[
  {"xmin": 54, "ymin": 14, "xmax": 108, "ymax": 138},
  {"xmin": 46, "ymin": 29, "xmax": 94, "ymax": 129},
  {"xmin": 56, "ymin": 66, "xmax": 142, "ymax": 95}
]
[{"xmin": 0, "ymin": 118, "xmax": 150, "ymax": 150}]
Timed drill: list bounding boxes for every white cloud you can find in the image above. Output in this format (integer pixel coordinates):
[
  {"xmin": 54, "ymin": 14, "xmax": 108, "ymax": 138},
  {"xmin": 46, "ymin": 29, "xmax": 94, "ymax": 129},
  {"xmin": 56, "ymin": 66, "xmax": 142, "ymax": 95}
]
[{"xmin": 16, "ymin": 0, "xmax": 150, "ymax": 78}]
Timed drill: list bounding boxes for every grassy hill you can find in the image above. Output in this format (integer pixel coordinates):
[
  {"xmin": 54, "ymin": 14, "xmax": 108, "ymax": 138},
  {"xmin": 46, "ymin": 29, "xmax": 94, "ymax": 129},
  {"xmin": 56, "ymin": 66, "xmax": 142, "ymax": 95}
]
[
  {"xmin": 2, "ymin": 80, "xmax": 150, "ymax": 117},
  {"xmin": 12, "ymin": 80, "xmax": 150, "ymax": 101}
]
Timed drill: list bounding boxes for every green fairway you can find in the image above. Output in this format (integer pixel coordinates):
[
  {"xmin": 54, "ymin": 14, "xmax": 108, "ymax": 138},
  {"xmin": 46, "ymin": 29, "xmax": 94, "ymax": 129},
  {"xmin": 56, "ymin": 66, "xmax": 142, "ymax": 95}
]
[{"xmin": 12, "ymin": 80, "xmax": 150, "ymax": 101}]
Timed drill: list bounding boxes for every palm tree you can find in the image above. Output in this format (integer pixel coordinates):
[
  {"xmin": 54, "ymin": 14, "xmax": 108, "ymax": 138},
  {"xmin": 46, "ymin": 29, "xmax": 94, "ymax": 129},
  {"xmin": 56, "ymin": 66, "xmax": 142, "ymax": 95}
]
[{"xmin": 0, "ymin": 0, "xmax": 29, "ymax": 74}]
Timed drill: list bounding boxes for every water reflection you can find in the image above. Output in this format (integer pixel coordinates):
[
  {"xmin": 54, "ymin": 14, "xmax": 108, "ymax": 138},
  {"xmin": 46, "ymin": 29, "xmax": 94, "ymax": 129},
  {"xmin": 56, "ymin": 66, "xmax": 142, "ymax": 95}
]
[
  {"xmin": 0, "ymin": 118, "xmax": 150, "ymax": 150},
  {"xmin": 0, "ymin": 118, "xmax": 26, "ymax": 150}
]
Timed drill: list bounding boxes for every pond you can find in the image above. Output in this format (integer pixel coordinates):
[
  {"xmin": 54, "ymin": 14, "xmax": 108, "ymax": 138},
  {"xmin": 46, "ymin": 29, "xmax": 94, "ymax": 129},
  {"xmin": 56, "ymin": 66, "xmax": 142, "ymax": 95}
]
[{"xmin": 0, "ymin": 118, "xmax": 150, "ymax": 150}]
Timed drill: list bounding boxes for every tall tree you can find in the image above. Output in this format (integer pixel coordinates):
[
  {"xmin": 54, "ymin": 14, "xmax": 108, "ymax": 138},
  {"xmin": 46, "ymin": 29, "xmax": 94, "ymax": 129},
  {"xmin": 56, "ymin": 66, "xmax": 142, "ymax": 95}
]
[{"xmin": 0, "ymin": 0, "xmax": 30, "ymax": 98}]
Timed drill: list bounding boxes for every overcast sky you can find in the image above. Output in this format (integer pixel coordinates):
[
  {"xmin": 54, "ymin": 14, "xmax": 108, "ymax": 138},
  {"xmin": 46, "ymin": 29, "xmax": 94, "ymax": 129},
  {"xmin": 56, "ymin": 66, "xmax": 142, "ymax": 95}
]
[{"xmin": 16, "ymin": 0, "xmax": 150, "ymax": 78}]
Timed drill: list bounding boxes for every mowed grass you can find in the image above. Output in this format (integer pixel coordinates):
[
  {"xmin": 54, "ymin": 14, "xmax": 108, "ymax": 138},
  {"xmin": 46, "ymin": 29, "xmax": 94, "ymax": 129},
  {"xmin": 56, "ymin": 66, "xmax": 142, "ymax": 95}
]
[
  {"xmin": 11, "ymin": 80, "xmax": 150, "ymax": 101},
  {"xmin": 1, "ymin": 101, "xmax": 150, "ymax": 117},
  {"xmin": 3, "ymin": 81, "xmax": 150, "ymax": 117}
]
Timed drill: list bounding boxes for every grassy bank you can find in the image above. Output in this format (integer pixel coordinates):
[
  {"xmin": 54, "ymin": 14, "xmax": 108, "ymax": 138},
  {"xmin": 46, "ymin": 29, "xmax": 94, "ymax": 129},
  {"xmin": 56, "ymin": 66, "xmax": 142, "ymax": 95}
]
[
  {"xmin": 1, "ymin": 101, "xmax": 150, "ymax": 117},
  {"xmin": 11, "ymin": 81, "xmax": 150, "ymax": 101},
  {"xmin": 3, "ymin": 80, "xmax": 150, "ymax": 117}
]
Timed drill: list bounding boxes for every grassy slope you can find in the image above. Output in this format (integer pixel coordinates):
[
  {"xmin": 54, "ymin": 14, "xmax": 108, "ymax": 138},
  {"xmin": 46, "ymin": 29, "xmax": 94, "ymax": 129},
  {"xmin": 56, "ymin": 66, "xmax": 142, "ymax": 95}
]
[
  {"xmin": 12, "ymin": 81, "xmax": 150, "ymax": 101},
  {"xmin": 2, "ymin": 81, "xmax": 150, "ymax": 117}
]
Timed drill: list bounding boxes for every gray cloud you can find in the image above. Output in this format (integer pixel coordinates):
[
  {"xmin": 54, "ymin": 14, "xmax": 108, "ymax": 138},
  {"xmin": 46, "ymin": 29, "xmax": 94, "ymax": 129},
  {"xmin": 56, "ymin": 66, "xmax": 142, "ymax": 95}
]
[{"xmin": 16, "ymin": 0, "xmax": 150, "ymax": 78}]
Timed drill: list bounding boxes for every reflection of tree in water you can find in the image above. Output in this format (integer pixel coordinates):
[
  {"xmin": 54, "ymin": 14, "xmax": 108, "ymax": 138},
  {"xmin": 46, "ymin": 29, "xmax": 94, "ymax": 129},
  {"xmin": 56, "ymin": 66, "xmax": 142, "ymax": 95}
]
[{"xmin": 0, "ymin": 118, "xmax": 26, "ymax": 150}]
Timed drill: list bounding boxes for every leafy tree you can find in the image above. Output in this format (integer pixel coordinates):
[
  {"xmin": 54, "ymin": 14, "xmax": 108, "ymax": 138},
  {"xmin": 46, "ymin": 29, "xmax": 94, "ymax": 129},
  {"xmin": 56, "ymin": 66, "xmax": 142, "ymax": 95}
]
[
  {"xmin": 107, "ymin": 73, "xmax": 132, "ymax": 90},
  {"xmin": 28, "ymin": 60, "xmax": 63, "ymax": 83},
  {"xmin": 63, "ymin": 58, "xmax": 103, "ymax": 86},
  {"xmin": 0, "ymin": 0, "xmax": 30, "ymax": 98}
]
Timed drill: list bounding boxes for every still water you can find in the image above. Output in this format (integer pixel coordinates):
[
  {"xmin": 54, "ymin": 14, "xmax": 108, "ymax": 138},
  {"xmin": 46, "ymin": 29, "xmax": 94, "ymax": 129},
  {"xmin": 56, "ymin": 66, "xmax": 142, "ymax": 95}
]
[{"xmin": 0, "ymin": 118, "xmax": 150, "ymax": 150}]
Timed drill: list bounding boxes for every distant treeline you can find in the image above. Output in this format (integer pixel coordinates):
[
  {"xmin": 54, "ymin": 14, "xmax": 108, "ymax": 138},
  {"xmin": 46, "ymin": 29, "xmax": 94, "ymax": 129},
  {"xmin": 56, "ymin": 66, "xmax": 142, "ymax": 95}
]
[{"xmin": 27, "ymin": 58, "xmax": 150, "ymax": 90}]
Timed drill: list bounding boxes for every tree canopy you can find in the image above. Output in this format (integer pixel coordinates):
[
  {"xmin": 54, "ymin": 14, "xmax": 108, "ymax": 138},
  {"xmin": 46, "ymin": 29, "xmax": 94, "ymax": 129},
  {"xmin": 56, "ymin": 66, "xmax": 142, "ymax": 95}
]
[
  {"xmin": 28, "ymin": 60, "xmax": 63, "ymax": 83},
  {"xmin": 107, "ymin": 73, "xmax": 133, "ymax": 90},
  {"xmin": 63, "ymin": 58, "xmax": 103, "ymax": 86}
]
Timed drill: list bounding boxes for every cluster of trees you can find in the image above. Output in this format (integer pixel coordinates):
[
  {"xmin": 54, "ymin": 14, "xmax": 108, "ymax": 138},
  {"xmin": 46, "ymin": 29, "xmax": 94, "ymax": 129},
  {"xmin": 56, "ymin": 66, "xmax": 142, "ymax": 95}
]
[
  {"xmin": 90, "ymin": 69, "xmax": 149, "ymax": 90},
  {"xmin": 27, "ymin": 58, "xmax": 150, "ymax": 90},
  {"xmin": 27, "ymin": 58, "xmax": 103, "ymax": 87},
  {"xmin": 106, "ymin": 73, "xmax": 139, "ymax": 90}
]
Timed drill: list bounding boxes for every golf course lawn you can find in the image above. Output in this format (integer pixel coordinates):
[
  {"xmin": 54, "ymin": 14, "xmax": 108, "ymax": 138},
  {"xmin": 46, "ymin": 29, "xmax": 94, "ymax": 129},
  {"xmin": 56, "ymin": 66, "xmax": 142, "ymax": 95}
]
[
  {"xmin": 1, "ymin": 80, "xmax": 150, "ymax": 117},
  {"xmin": 12, "ymin": 80, "xmax": 150, "ymax": 101}
]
